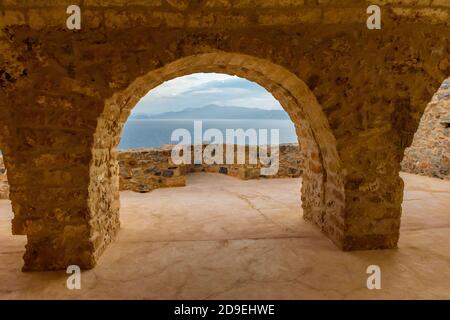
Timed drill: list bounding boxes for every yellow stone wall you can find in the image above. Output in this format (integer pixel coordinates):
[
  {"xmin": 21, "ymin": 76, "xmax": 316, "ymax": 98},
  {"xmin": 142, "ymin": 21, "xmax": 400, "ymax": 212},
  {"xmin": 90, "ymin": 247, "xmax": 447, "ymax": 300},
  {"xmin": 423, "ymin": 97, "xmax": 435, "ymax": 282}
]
[{"xmin": 0, "ymin": 1, "xmax": 448, "ymax": 270}]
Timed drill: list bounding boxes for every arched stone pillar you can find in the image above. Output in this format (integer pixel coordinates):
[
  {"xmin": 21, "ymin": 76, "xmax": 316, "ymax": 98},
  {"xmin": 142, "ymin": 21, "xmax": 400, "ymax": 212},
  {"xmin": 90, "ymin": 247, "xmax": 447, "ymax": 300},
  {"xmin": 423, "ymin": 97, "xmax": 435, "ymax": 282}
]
[{"xmin": 89, "ymin": 53, "xmax": 345, "ymax": 267}]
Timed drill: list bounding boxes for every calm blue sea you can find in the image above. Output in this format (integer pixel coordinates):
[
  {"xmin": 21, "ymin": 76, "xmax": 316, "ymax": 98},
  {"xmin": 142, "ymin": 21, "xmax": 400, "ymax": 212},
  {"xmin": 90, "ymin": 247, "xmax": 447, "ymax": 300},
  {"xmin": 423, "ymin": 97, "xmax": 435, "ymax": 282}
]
[{"xmin": 118, "ymin": 119, "xmax": 297, "ymax": 149}]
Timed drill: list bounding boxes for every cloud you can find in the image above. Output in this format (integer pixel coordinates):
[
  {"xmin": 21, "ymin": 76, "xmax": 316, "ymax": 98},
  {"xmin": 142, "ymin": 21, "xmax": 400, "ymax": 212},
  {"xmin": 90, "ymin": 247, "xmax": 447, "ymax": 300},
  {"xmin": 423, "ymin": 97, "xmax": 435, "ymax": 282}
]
[
  {"xmin": 132, "ymin": 73, "xmax": 282, "ymax": 115},
  {"xmin": 141, "ymin": 73, "xmax": 234, "ymax": 99}
]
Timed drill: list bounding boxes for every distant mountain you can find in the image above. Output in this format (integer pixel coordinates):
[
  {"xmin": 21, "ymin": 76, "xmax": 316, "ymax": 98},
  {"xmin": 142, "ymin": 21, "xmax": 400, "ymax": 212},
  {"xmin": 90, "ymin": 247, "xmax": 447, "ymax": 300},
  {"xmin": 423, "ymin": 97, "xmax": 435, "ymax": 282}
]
[
  {"xmin": 129, "ymin": 112, "xmax": 151, "ymax": 119},
  {"xmin": 142, "ymin": 105, "xmax": 290, "ymax": 120}
]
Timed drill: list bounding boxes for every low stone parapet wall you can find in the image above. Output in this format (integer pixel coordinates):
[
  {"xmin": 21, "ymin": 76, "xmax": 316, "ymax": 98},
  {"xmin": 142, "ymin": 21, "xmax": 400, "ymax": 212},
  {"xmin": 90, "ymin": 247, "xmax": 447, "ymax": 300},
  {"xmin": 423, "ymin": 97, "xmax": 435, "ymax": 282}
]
[
  {"xmin": 118, "ymin": 144, "xmax": 302, "ymax": 193},
  {"xmin": 118, "ymin": 145, "xmax": 187, "ymax": 193}
]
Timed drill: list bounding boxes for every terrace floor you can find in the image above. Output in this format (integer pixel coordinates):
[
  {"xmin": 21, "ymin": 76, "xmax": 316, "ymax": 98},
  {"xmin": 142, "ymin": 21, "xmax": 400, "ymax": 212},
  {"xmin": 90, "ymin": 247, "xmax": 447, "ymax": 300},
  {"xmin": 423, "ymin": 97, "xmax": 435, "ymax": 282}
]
[{"xmin": 0, "ymin": 172, "xmax": 449, "ymax": 299}]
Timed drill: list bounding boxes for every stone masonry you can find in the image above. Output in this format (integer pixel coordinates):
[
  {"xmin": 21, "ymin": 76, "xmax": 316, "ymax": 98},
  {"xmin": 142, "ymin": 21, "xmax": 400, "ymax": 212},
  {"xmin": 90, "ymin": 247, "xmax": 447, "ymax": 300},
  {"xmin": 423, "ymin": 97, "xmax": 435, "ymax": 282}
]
[
  {"xmin": 402, "ymin": 79, "xmax": 450, "ymax": 180},
  {"xmin": 119, "ymin": 144, "xmax": 303, "ymax": 193},
  {"xmin": 0, "ymin": 154, "xmax": 8, "ymax": 199},
  {"xmin": 0, "ymin": 144, "xmax": 302, "ymax": 195},
  {"xmin": 0, "ymin": 1, "xmax": 449, "ymax": 270}
]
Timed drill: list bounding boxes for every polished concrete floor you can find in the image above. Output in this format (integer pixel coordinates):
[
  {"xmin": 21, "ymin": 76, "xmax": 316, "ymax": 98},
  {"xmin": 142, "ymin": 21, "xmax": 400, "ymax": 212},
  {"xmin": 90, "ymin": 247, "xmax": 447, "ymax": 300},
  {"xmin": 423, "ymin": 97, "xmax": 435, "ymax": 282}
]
[{"xmin": 0, "ymin": 172, "xmax": 449, "ymax": 299}]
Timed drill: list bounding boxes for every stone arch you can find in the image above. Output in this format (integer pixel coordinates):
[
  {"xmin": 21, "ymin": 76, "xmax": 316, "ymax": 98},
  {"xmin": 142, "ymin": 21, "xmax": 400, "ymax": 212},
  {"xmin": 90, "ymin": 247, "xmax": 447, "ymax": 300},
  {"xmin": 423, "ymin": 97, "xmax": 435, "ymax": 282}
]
[
  {"xmin": 89, "ymin": 52, "xmax": 345, "ymax": 258},
  {"xmin": 401, "ymin": 77, "xmax": 450, "ymax": 180}
]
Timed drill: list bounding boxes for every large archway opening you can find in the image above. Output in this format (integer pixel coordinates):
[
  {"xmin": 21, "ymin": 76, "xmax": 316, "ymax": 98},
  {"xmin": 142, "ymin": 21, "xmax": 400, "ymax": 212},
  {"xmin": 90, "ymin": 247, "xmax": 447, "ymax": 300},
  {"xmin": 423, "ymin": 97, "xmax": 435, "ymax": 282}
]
[
  {"xmin": 89, "ymin": 52, "xmax": 344, "ymax": 258},
  {"xmin": 117, "ymin": 72, "xmax": 303, "ymax": 241}
]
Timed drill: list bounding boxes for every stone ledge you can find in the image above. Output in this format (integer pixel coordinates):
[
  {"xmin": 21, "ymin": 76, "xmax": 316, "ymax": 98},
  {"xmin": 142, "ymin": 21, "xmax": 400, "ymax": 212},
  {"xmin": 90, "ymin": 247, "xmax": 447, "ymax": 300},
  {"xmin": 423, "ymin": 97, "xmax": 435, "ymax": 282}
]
[{"xmin": 118, "ymin": 143, "xmax": 303, "ymax": 193}]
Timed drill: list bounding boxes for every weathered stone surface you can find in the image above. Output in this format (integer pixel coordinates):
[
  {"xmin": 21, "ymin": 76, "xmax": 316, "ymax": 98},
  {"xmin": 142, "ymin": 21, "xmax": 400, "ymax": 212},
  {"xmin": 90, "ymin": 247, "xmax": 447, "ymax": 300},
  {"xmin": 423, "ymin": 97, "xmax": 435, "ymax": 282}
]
[
  {"xmin": 118, "ymin": 143, "xmax": 303, "ymax": 192},
  {"xmin": 402, "ymin": 79, "xmax": 450, "ymax": 180},
  {"xmin": 118, "ymin": 146, "xmax": 186, "ymax": 193},
  {"xmin": 0, "ymin": 155, "xmax": 9, "ymax": 199},
  {"xmin": 0, "ymin": 1, "xmax": 448, "ymax": 270}
]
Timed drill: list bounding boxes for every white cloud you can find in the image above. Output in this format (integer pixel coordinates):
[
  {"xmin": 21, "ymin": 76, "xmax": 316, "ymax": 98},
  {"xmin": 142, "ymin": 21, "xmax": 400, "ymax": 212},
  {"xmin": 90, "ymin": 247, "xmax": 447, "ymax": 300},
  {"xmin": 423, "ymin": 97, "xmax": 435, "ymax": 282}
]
[
  {"xmin": 141, "ymin": 73, "xmax": 235, "ymax": 100},
  {"xmin": 190, "ymin": 88, "xmax": 224, "ymax": 95},
  {"xmin": 221, "ymin": 95, "xmax": 282, "ymax": 110},
  {"xmin": 133, "ymin": 72, "xmax": 282, "ymax": 115}
]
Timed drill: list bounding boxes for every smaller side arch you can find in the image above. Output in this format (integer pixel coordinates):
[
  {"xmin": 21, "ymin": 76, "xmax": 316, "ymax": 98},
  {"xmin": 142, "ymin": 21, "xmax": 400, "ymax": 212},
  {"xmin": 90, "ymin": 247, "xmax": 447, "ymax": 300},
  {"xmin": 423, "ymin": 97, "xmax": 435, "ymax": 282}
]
[{"xmin": 402, "ymin": 77, "xmax": 450, "ymax": 180}]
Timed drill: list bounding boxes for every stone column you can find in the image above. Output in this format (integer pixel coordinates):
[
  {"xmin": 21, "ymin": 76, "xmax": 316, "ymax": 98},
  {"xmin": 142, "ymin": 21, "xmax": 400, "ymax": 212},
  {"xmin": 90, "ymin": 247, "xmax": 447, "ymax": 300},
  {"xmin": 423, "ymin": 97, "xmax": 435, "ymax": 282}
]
[
  {"xmin": 3, "ymin": 89, "xmax": 116, "ymax": 270},
  {"xmin": 336, "ymin": 97, "xmax": 426, "ymax": 250},
  {"xmin": 9, "ymin": 138, "xmax": 97, "ymax": 270},
  {"xmin": 341, "ymin": 152, "xmax": 404, "ymax": 250}
]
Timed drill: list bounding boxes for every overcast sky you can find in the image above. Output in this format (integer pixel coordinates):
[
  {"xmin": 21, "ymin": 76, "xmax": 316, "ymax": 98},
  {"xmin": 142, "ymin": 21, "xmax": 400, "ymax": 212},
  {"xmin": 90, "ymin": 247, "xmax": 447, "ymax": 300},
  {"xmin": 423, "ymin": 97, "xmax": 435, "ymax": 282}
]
[{"xmin": 132, "ymin": 73, "xmax": 283, "ymax": 115}]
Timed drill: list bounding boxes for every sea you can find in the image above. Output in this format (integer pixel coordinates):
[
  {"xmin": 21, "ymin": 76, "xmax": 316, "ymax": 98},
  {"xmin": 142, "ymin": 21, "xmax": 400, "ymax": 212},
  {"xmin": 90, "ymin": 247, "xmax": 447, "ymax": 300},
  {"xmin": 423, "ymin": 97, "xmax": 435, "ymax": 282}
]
[{"xmin": 118, "ymin": 119, "xmax": 298, "ymax": 149}]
